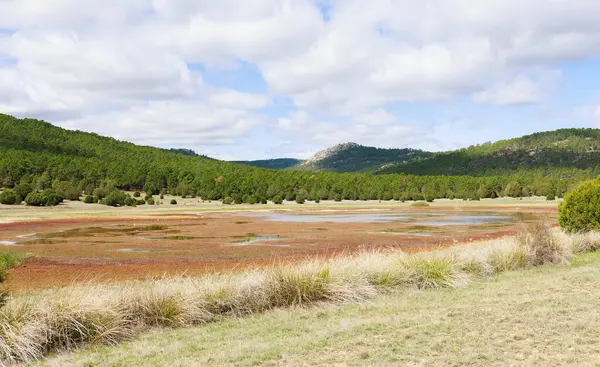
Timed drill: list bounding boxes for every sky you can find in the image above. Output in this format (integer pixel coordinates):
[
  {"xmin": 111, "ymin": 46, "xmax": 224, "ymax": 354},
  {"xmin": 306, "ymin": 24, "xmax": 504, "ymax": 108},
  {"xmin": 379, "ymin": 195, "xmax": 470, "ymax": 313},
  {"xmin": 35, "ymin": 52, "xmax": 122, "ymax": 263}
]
[{"xmin": 1, "ymin": 0, "xmax": 600, "ymax": 160}]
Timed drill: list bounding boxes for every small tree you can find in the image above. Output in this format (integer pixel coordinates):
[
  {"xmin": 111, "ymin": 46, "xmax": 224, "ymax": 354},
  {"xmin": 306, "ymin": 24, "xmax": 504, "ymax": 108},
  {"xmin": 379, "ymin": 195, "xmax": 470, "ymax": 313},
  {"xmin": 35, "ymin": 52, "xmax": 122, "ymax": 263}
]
[
  {"xmin": 559, "ymin": 179, "xmax": 600, "ymax": 232},
  {"xmin": 272, "ymin": 195, "xmax": 283, "ymax": 204},
  {"xmin": 133, "ymin": 191, "xmax": 141, "ymax": 198},
  {"xmin": 170, "ymin": 199, "xmax": 178, "ymax": 205},
  {"xmin": 295, "ymin": 194, "xmax": 306, "ymax": 204},
  {"xmin": 84, "ymin": 195, "xmax": 98, "ymax": 204},
  {"xmin": 146, "ymin": 197, "xmax": 155, "ymax": 205},
  {"xmin": 13, "ymin": 183, "xmax": 33, "ymax": 201},
  {"xmin": 102, "ymin": 191, "xmax": 128, "ymax": 207},
  {"xmin": 504, "ymin": 181, "xmax": 522, "ymax": 198},
  {"xmin": 0, "ymin": 190, "xmax": 21, "ymax": 205}
]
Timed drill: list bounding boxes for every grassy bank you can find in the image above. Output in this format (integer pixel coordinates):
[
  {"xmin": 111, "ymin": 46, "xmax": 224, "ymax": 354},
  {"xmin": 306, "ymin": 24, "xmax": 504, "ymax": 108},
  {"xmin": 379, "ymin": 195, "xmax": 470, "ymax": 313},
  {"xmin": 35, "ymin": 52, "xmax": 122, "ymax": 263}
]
[
  {"xmin": 0, "ymin": 224, "xmax": 597, "ymax": 365},
  {"xmin": 38, "ymin": 251, "xmax": 600, "ymax": 366}
]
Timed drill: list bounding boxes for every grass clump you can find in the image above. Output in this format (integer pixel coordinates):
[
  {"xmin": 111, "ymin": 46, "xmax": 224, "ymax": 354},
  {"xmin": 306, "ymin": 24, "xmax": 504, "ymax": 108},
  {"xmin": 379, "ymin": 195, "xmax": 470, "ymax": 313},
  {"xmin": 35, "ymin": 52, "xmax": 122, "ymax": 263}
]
[
  {"xmin": 411, "ymin": 202, "xmax": 430, "ymax": 207},
  {"xmin": 0, "ymin": 252, "xmax": 24, "ymax": 282}
]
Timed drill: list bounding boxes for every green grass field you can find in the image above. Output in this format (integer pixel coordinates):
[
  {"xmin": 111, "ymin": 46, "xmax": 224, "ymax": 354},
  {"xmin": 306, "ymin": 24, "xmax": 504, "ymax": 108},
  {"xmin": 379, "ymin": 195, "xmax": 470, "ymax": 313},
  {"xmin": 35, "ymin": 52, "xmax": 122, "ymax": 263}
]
[{"xmin": 36, "ymin": 251, "xmax": 600, "ymax": 367}]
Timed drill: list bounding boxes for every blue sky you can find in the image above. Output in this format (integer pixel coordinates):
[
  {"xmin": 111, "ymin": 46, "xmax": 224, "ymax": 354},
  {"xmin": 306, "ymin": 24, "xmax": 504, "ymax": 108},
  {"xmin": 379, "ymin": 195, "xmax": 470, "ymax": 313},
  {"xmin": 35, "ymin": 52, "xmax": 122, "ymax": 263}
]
[{"xmin": 1, "ymin": 1, "xmax": 600, "ymax": 160}]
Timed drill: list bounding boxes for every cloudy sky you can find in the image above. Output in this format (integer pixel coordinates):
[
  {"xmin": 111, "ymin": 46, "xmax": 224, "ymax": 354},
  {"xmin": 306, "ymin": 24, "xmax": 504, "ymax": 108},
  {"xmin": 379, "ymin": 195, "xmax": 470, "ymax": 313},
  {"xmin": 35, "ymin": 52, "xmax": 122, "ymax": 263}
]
[{"xmin": 1, "ymin": 0, "xmax": 600, "ymax": 160}]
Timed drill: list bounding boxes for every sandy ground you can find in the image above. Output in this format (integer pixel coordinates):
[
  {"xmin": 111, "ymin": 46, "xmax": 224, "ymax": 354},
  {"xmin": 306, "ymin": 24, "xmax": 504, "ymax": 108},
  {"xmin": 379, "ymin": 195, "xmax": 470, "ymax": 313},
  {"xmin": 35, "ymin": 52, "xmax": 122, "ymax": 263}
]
[{"xmin": 0, "ymin": 197, "xmax": 558, "ymax": 291}]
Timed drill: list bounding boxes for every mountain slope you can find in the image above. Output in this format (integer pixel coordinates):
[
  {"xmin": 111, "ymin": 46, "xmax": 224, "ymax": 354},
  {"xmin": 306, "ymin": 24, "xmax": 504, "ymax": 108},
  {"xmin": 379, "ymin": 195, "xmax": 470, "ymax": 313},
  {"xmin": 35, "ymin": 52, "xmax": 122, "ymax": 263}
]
[
  {"xmin": 293, "ymin": 142, "xmax": 432, "ymax": 173},
  {"xmin": 234, "ymin": 158, "xmax": 303, "ymax": 170},
  {"xmin": 377, "ymin": 129, "xmax": 600, "ymax": 175}
]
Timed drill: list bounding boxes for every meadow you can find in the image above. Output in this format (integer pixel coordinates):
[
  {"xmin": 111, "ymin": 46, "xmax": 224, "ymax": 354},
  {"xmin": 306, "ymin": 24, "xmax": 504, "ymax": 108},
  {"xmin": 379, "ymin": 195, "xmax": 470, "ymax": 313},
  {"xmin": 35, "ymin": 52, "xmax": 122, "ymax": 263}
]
[{"xmin": 0, "ymin": 197, "xmax": 592, "ymax": 365}]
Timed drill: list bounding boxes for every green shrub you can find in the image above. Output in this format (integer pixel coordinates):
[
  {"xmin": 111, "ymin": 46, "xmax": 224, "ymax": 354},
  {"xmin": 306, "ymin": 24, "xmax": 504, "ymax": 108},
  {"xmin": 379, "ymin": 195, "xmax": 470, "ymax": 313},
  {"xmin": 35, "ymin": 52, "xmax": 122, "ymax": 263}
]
[
  {"xmin": 83, "ymin": 195, "xmax": 98, "ymax": 204},
  {"xmin": 159, "ymin": 194, "xmax": 164, "ymax": 199},
  {"xmin": 315, "ymin": 198, "xmax": 320, "ymax": 204},
  {"xmin": 285, "ymin": 192, "xmax": 295, "ymax": 202},
  {"xmin": 13, "ymin": 183, "xmax": 33, "ymax": 201},
  {"xmin": 92, "ymin": 187, "xmax": 107, "ymax": 200},
  {"xmin": 272, "ymin": 195, "xmax": 283, "ymax": 205},
  {"xmin": 102, "ymin": 191, "xmax": 128, "ymax": 207},
  {"xmin": 124, "ymin": 197, "xmax": 134, "ymax": 206},
  {"xmin": 0, "ymin": 190, "xmax": 21, "ymax": 205},
  {"xmin": 0, "ymin": 252, "xmax": 23, "ymax": 282},
  {"xmin": 295, "ymin": 194, "xmax": 305, "ymax": 204},
  {"xmin": 559, "ymin": 179, "xmax": 600, "ymax": 233},
  {"xmin": 170, "ymin": 199, "xmax": 177, "ymax": 205},
  {"xmin": 546, "ymin": 194, "xmax": 555, "ymax": 201},
  {"xmin": 424, "ymin": 195, "xmax": 435, "ymax": 203},
  {"xmin": 24, "ymin": 190, "xmax": 64, "ymax": 206},
  {"xmin": 146, "ymin": 197, "xmax": 155, "ymax": 205},
  {"xmin": 133, "ymin": 191, "xmax": 141, "ymax": 197},
  {"xmin": 244, "ymin": 195, "xmax": 257, "ymax": 205},
  {"xmin": 222, "ymin": 197, "xmax": 234, "ymax": 205},
  {"xmin": 411, "ymin": 202, "xmax": 430, "ymax": 207}
]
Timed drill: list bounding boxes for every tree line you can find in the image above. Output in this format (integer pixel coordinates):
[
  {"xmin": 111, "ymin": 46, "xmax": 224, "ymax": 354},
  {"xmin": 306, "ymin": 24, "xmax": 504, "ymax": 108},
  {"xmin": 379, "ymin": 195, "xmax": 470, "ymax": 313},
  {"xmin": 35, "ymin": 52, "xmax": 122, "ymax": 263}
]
[{"xmin": 0, "ymin": 114, "xmax": 594, "ymax": 206}]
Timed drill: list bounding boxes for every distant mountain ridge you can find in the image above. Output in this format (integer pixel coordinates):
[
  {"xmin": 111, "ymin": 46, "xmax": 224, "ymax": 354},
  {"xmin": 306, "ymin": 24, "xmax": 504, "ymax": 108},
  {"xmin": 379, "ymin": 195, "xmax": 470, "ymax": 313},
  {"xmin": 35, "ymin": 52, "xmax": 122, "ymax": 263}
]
[
  {"xmin": 234, "ymin": 128, "xmax": 600, "ymax": 176},
  {"xmin": 293, "ymin": 143, "xmax": 432, "ymax": 173},
  {"xmin": 377, "ymin": 128, "xmax": 600, "ymax": 175},
  {"xmin": 234, "ymin": 158, "xmax": 303, "ymax": 170}
]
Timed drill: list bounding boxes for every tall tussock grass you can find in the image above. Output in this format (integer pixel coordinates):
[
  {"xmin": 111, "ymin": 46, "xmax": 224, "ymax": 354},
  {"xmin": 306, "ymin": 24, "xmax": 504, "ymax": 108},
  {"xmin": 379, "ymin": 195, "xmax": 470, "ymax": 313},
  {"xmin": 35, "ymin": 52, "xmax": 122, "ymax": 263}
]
[{"xmin": 0, "ymin": 227, "xmax": 599, "ymax": 364}]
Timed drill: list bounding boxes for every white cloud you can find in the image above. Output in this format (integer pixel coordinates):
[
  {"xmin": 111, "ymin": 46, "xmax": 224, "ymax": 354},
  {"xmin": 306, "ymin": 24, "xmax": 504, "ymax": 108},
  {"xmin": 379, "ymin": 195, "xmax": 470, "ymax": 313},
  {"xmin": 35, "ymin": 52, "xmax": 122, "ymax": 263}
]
[
  {"xmin": 473, "ymin": 75, "xmax": 543, "ymax": 106},
  {"xmin": 1, "ymin": 0, "xmax": 600, "ymax": 158}
]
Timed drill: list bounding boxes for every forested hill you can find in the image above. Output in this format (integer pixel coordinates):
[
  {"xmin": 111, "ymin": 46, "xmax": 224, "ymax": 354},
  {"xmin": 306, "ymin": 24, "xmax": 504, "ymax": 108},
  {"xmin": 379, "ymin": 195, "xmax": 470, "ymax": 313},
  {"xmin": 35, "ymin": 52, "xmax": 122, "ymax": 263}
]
[
  {"xmin": 234, "ymin": 158, "xmax": 303, "ymax": 170},
  {"xmin": 0, "ymin": 114, "xmax": 595, "ymax": 202},
  {"xmin": 293, "ymin": 143, "xmax": 433, "ymax": 172},
  {"xmin": 377, "ymin": 129, "xmax": 600, "ymax": 176}
]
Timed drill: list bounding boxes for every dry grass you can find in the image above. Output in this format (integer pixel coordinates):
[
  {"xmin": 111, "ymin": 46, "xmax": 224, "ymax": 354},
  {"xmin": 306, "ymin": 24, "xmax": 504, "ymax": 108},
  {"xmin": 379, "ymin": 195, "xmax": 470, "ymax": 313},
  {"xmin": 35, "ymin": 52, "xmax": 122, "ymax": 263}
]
[{"xmin": 0, "ymin": 227, "xmax": 598, "ymax": 364}]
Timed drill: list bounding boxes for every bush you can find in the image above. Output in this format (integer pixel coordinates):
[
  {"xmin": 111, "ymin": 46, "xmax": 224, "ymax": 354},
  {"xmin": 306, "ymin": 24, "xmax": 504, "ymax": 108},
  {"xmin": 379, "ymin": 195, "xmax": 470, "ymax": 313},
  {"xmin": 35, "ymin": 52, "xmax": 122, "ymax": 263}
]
[
  {"xmin": 285, "ymin": 192, "xmax": 295, "ymax": 202},
  {"xmin": 133, "ymin": 191, "xmax": 141, "ymax": 198},
  {"xmin": 92, "ymin": 187, "xmax": 107, "ymax": 200},
  {"xmin": 24, "ymin": 190, "xmax": 64, "ymax": 207},
  {"xmin": 559, "ymin": 179, "xmax": 600, "ymax": 233},
  {"xmin": 411, "ymin": 202, "xmax": 430, "ymax": 207},
  {"xmin": 160, "ymin": 194, "xmax": 164, "ymax": 200},
  {"xmin": 102, "ymin": 191, "xmax": 128, "ymax": 207},
  {"xmin": 124, "ymin": 197, "xmax": 135, "ymax": 206},
  {"xmin": 222, "ymin": 197, "xmax": 234, "ymax": 205},
  {"xmin": 146, "ymin": 197, "xmax": 155, "ymax": 205},
  {"xmin": 315, "ymin": 198, "xmax": 320, "ymax": 204},
  {"xmin": 272, "ymin": 195, "xmax": 283, "ymax": 205},
  {"xmin": 170, "ymin": 199, "xmax": 178, "ymax": 205},
  {"xmin": 244, "ymin": 195, "xmax": 257, "ymax": 205},
  {"xmin": 0, "ymin": 190, "xmax": 21, "ymax": 205},
  {"xmin": 83, "ymin": 195, "xmax": 98, "ymax": 204},
  {"xmin": 517, "ymin": 222, "xmax": 568, "ymax": 266},
  {"xmin": 295, "ymin": 194, "xmax": 305, "ymax": 204},
  {"xmin": 546, "ymin": 194, "xmax": 555, "ymax": 201},
  {"xmin": 504, "ymin": 181, "xmax": 522, "ymax": 198},
  {"xmin": 424, "ymin": 195, "xmax": 435, "ymax": 203},
  {"xmin": 13, "ymin": 183, "xmax": 33, "ymax": 201}
]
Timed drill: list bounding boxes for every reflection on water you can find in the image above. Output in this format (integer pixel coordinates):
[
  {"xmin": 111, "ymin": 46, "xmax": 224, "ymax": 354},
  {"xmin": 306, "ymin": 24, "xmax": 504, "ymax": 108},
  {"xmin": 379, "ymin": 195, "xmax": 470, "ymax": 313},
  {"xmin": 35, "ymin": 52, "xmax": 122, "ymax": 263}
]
[
  {"xmin": 233, "ymin": 236, "xmax": 290, "ymax": 247},
  {"xmin": 252, "ymin": 212, "xmax": 517, "ymax": 225}
]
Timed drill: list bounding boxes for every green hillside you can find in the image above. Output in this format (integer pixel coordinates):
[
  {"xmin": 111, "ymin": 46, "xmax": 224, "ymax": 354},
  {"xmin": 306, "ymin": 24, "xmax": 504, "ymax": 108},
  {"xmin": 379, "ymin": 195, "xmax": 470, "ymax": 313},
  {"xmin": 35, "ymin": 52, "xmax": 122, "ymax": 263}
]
[
  {"xmin": 234, "ymin": 158, "xmax": 303, "ymax": 170},
  {"xmin": 377, "ymin": 129, "xmax": 600, "ymax": 175},
  {"xmin": 0, "ymin": 114, "xmax": 594, "ymax": 202},
  {"xmin": 293, "ymin": 142, "xmax": 432, "ymax": 173}
]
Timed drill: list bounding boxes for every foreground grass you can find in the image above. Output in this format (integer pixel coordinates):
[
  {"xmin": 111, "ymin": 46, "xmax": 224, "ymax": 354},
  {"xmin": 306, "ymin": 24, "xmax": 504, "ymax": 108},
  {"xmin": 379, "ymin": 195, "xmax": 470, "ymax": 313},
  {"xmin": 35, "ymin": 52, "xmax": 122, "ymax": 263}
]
[
  {"xmin": 38, "ymin": 251, "xmax": 600, "ymax": 366},
  {"xmin": 0, "ymin": 223, "xmax": 593, "ymax": 365}
]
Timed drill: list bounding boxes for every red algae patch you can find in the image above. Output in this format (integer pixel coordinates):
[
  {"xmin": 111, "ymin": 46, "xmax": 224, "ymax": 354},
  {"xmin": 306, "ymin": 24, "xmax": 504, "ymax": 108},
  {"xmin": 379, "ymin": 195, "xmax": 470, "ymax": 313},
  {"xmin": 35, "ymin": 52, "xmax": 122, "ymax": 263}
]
[{"xmin": 0, "ymin": 207, "xmax": 556, "ymax": 292}]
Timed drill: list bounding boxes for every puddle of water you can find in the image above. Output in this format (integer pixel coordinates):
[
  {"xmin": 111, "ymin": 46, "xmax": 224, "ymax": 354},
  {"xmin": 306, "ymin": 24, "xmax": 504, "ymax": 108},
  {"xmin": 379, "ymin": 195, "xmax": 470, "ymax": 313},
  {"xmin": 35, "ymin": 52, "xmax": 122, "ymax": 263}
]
[
  {"xmin": 41, "ymin": 225, "xmax": 171, "ymax": 239},
  {"xmin": 0, "ymin": 240, "xmax": 19, "ymax": 246},
  {"xmin": 254, "ymin": 213, "xmax": 412, "ymax": 223},
  {"xmin": 106, "ymin": 248, "xmax": 154, "ymax": 253},
  {"xmin": 252, "ymin": 212, "xmax": 515, "ymax": 225},
  {"xmin": 233, "ymin": 237, "xmax": 289, "ymax": 247},
  {"xmin": 16, "ymin": 233, "xmax": 36, "ymax": 239},
  {"xmin": 416, "ymin": 215, "xmax": 514, "ymax": 226}
]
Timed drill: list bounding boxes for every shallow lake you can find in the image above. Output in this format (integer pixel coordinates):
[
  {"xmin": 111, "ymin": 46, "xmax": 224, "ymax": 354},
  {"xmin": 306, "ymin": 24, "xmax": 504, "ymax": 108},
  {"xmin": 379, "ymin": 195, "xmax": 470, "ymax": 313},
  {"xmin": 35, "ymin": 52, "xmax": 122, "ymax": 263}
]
[{"xmin": 251, "ymin": 212, "xmax": 516, "ymax": 225}]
